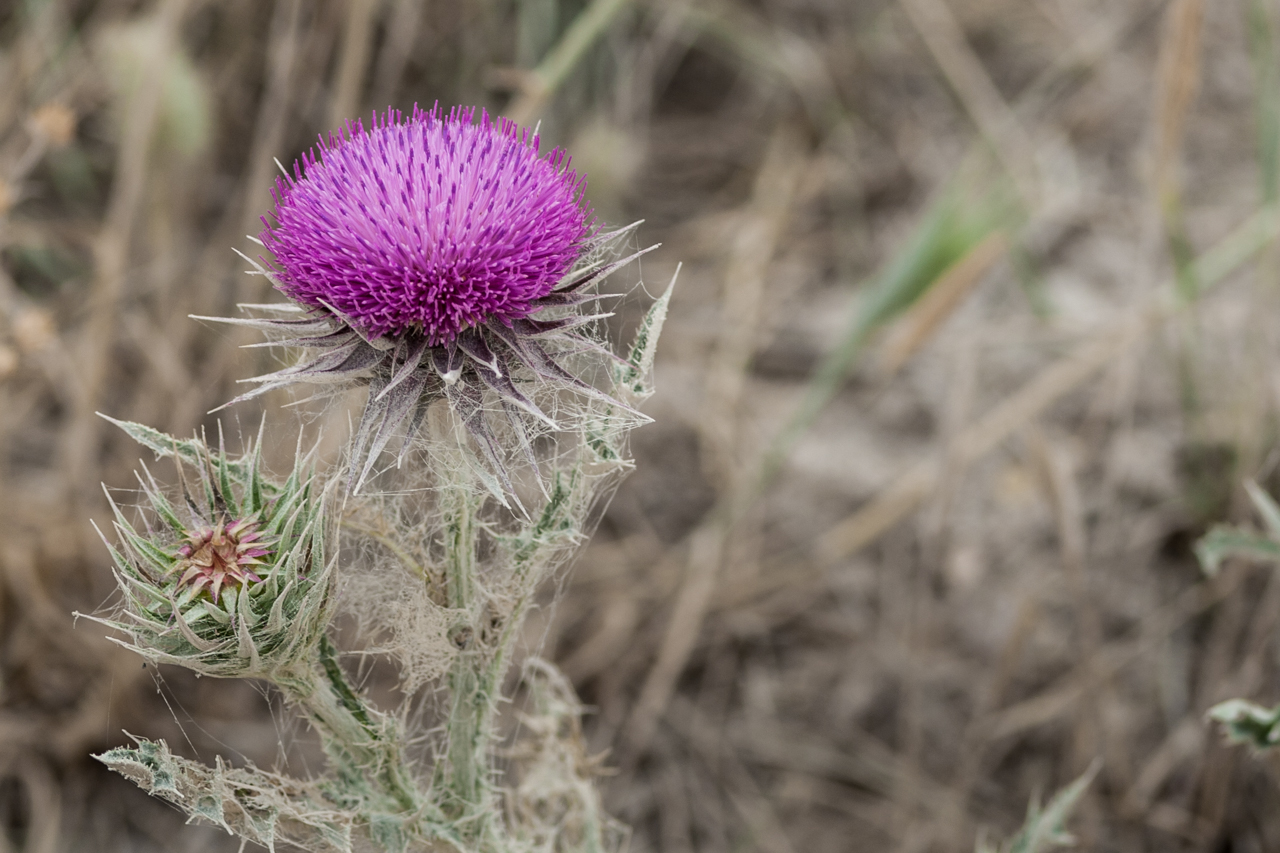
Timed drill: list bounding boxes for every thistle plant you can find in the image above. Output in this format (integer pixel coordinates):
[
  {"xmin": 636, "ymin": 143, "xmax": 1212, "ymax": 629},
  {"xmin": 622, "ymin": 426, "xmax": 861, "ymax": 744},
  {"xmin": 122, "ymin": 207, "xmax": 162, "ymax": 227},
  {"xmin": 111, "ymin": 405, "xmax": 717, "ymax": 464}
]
[{"xmin": 85, "ymin": 105, "xmax": 671, "ymax": 853}]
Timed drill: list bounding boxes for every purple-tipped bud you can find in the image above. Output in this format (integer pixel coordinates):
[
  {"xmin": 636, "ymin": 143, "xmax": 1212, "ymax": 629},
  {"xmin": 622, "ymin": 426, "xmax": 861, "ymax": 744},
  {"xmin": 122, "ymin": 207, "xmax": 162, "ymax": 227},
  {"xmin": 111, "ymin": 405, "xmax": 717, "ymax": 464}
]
[
  {"xmin": 261, "ymin": 105, "xmax": 593, "ymax": 345},
  {"xmin": 172, "ymin": 518, "xmax": 269, "ymax": 604}
]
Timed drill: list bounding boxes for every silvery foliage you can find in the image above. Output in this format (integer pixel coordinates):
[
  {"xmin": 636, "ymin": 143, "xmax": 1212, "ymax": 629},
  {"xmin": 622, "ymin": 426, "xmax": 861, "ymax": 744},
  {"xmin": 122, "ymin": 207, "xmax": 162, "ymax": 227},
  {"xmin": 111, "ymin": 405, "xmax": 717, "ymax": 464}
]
[
  {"xmin": 87, "ymin": 248, "xmax": 673, "ymax": 852},
  {"xmin": 1196, "ymin": 479, "xmax": 1280, "ymax": 753}
]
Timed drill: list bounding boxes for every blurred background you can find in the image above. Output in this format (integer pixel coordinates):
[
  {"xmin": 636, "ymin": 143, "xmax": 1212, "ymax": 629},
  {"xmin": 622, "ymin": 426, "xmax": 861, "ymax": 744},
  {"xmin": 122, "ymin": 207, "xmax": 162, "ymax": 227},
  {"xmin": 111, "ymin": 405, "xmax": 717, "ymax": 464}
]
[{"xmin": 3, "ymin": 0, "xmax": 1280, "ymax": 850}]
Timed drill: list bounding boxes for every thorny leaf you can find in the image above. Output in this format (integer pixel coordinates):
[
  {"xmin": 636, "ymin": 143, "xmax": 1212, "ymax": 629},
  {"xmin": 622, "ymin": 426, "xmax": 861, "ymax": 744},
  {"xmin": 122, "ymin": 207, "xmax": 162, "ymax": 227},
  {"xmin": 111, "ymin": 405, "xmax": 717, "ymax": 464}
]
[
  {"xmin": 615, "ymin": 273, "xmax": 675, "ymax": 402},
  {"xmin": 97, "ymin": 735, "xmax": 354, "ymax": 852}
]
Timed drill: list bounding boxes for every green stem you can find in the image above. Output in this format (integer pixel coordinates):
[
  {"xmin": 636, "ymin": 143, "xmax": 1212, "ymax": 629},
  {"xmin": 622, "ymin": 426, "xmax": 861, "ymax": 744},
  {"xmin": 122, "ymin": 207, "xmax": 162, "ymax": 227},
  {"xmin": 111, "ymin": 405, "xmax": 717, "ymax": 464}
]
[
  {"xmin": 441, "ymin": 485, "xmax": 496, "ymax": 842},
  {"xmin": 319, "ymin": 634, "xmax": 378, "ymax": 731},
  {"xmin": 445, "ymin": 490, "xmax": 477, "ymax": 612},
  {"xmin": 280, "ymin": 639, "xmax": 420, "ymax": 816},
  {"xmin": 481, "ymin": 597, "xmax": 528, "ymax": 716}
]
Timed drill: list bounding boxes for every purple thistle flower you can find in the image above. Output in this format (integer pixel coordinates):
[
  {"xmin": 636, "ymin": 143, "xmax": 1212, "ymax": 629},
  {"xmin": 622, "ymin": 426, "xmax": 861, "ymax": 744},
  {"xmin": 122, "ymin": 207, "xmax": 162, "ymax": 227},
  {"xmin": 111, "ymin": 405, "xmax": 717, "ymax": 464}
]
[
  {"xmin": 206, "ymin": 105, "xmax": 655, "ymax": 494},
  {"xmin": 261, "ymin": 106, "xmax": 592, "ymax": 345}
]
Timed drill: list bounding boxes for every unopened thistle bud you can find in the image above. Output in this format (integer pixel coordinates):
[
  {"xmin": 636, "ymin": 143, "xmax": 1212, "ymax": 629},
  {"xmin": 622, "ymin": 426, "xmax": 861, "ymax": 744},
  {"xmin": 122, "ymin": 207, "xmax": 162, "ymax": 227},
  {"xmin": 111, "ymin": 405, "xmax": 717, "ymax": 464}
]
[{"xmin": 86, "ymin": 418, "xmax": 333, "ymax": 680}]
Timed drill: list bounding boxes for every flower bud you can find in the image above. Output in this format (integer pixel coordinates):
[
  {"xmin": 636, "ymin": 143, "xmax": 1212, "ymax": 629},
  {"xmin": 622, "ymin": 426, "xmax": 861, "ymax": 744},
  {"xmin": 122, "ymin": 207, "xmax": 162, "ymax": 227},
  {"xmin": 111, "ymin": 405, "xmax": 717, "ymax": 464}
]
[{"xmin": 86, "ymin": 418, "xmax": 334, "ymax": 679}]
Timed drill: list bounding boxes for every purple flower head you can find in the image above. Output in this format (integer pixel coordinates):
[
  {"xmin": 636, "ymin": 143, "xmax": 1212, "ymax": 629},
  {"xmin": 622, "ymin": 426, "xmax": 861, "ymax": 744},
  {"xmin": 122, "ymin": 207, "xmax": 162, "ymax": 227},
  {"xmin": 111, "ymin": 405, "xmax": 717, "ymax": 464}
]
[
  {"xmin": 261, "ymin": 105, "xmax": 593, "ymax": 344},
  {"xmin": 210, "ymin": 105, "xmax": 656, "ymax": 497}
]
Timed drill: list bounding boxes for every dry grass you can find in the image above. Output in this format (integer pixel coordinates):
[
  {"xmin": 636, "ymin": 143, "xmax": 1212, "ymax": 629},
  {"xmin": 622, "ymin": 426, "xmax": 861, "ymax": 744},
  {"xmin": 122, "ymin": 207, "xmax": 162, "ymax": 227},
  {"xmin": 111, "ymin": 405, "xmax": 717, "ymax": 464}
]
[{"xmin": 2, "ymin": 0, "xmax": 1280, "ymax": 850}]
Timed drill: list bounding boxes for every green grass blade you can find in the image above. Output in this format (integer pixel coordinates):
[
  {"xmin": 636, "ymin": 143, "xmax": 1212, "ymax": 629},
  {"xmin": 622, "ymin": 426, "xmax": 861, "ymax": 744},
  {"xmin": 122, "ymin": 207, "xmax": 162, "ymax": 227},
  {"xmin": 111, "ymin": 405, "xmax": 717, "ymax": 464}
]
[
  {"xmin": 1247, "ymin": 0, "xmax": 1280, "ymax": 205},
  {"xmin": 763, "ymin": 170, "xmax": 1019, "ymax": 478},
  {"xmin": 1195, "ymin": 524, "xmax": 1280, "ymax": 576}
]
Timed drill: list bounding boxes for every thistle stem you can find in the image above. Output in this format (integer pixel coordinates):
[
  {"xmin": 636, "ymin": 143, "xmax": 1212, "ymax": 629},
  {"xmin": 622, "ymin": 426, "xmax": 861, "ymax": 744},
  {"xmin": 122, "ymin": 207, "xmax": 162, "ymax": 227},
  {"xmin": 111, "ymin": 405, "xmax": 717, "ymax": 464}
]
[
  {"xmin": 278, "ymin": 640, "xmax": 421, "ymax": 816},
  {"xmin": 441, "ymin": 484, "xmax": 497, "ymax": 842}
]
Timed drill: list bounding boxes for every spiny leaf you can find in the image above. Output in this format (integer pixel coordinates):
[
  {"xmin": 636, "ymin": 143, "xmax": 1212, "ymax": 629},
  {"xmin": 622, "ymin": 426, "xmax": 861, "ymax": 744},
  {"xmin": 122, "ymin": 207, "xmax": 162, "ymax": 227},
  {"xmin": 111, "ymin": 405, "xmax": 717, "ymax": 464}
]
[
  {"xmin": 101, "ymin": 415, "xmax": 204, "ymax": 465},
  {"xmin": 119, "ymin": 526, "xmax": 175, "ymax": 576},
  {"xmin": 616, "ymin": 274, "xmax": 675, "ymax": 400},
  {"xmin": 101, "ymin": 415, "xmax": 260, "ymax": 485}
]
